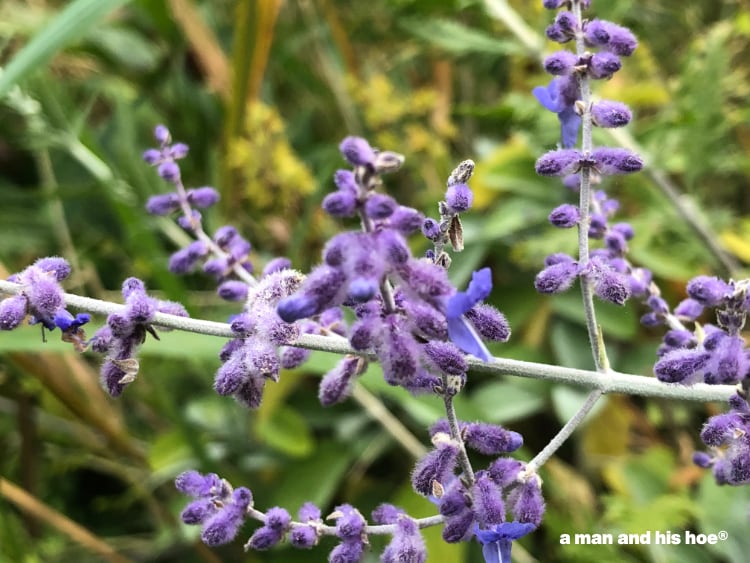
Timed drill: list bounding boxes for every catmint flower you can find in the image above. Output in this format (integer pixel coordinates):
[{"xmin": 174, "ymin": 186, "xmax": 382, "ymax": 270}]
[
  {"xmin": 590, "ymin": 147, "xmax": 643, "ymax": 175},
  {"xmin": 533, "ymin": 77, "xmax": 581, "ymax": 148},
  {"xmin": 591, "ymin": 100, "xmax": 632, "ymax": 128},
  {"xmin": 445, "ymin": 183, "xmax": 473, "ymax": 213},
  {"xmin": 475, "ymin": 521, "xmax": 536, "ymax": 563},
  {"xmin": 340, "ymin": 136, "xmax": 376, "ymax": 167},
  {"xmin": 0, "ymin": 295, "xmax": 28, "ymax": 330},
  {"xmin": 543, "ymin": 51, "xmax": 579, "ymax": 75},
  {"xmin": 535, "ymin": 149, "xmax": 582, "ymax": 176},
  {"xmin": 411, "ymin": 437, "xmax": 460, "ymax": 496},
  {"xmin": 548, "ymin": 203, "xmax": 580, "ymax": 228}
]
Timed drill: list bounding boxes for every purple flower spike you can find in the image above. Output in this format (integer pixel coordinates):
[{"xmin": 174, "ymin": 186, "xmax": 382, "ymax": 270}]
[
  {"xmin": 548, "ymin": 203, "xmax": 580, "ymax": 228},
  {"xmin": 590, "ymin": 147, "xmax": 643, "ymax": 175},
  {"xmin": 591, "ymin": 101, "xmax": 632, "ymax": 128},
  {"xmin": 535, "ymin": 149, "xmax": 582, "ymax": 176},
  {"xmin": 445, "ymin": 183, "xmax": 473, "ymax": 213},
  {"xmin": 475, "ymin": 521, "xmax": 536, "ymax": 563},
  {"xmin": 340, "ymin": 136, "xmax": 376, "ymax": 167}
]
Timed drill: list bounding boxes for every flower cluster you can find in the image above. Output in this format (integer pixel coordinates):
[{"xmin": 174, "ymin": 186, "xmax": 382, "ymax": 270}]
[
  {"xmin": 88, "ymin": 277, "xmax": 187, "ymax": 396},
  {"xmin": 277, "ymin": 137, "xmax": 510, "ymax": 398},
  {"xmin": 0, "ymin": 257, "xmax": 90, "ymax": 350},
  {"xmin": 142, "ymin": 125, "xmax": 256, "ymax": 298},
  {"xmin": 653, "ymin": 277, "xmax": 750, "ymax": 386},
  {"xmin": 694, "ymin": 393, "xmax": 750, "ymax": 486},
  {"xmin": 408, "ymin": 421, "xmax": 542, "ymax": 561},
  {"xmin": 533, "ymin": 1, "xmax": 643, "ymax": 310}
]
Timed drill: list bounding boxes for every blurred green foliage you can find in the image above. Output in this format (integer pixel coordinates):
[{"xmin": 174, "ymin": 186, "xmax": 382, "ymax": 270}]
[{"xmin": 1, "ymin": 0, "xmax": 749, "ymax": 561}]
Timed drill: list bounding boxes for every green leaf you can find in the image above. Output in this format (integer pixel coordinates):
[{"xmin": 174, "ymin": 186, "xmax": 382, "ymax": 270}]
[
  {"xmin": 470, "ymin": 380, "xmax": 547, "ymax": 423},
  {"xmin": 0, "ymin": 0, "xmax": 132, "ymax": 97},
  {"xmin": 400, "ymin": 18, "xmax": 522, "ymax": 56},
  {"xmin": 255, "ymin": 405, "xmax": 315, "ymax": 458},
  {"xmin": 696, "ymin": 473, "xmax": 750, "ymax": 563},
  {"xmin": 551, "ymin": 292, "xmax": 639, "ymax": 341}
]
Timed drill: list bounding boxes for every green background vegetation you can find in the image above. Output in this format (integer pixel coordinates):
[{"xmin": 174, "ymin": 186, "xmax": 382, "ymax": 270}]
[{"xmin": 1, "ymin": 0, "xmax": 750, "ymax": 561}]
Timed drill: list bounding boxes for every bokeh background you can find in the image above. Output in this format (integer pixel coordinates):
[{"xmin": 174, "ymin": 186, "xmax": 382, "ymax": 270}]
[{"xmin": 1, "ymin": 0, "xmax": 750, "ymax": 561}]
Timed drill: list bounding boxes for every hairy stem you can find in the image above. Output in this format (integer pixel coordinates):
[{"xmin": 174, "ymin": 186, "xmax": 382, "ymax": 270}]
[{"xmin": 440, "ymin": 374, "xmax": 475, "ymax": 486}]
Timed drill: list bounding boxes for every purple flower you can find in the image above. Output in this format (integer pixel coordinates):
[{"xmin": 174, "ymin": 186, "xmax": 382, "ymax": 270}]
[
  {"xmin": 548, "ymin": 203, "xmax": 580, "ymax": 228},
  {"xmin": 446, "ymin": 268, "xmax": 494, "ymax": 361},
  {"xmin": 543, "ymin": 51, "xmax": 579, "ymax": 75},
  {"xmin": 381, "ymin": 518, "xmax": 427, "ymax": 563},
  {"xmin": 535, "ymin": 149, "xmax": 582, "ymax": 176},
  {"xmin": 654, "ymin": 348, "xmax": 711, "ymax": 383},
  {"xmin": 364, "ymin": 193, "xmax": 397, "ymax": 219},
  {"xmin": 411, "ymin": 439, "xmax": 460, "ymax": 496},
  {"xmin": 340, "ymin": 136, "xmax": 376, "ymax": 167},
  {"xmin": 591, "ymin": 100, "xmax": 632, "ymax": 128},
  {"xmin": 590, "ymin": 147, "xmax": 643, "ymax": 175},
  {"xmin": 464, "ymin": 423, "xmax": 523, "ymax": 455},
  {"xmin": 424, "ymin": 341, "xmax": 468, "ymax": 376},
  {"xmin": 475, "ymin": 521, "xmax": 536, "ymax": 563},
  {"xmin": 445, "ymin": 183, "xmax": 473, "ymax": 213},
  {"xmin": 323, "ymin": 191, "xmax": 358, "ymax": 217},
  {"xmin": 588, "ymin": 52, "xmax": 622, "ymax": 79},
  {"xmin": 0, "ymin": 295, "xmax": 28, "ymax": 330},
  {"xmin": 465, "ymin": 304, "xmax": 510, "ymax": 342},
  {"xmin": 533, "ymin": 77, "xmax": 581, "ymax": 148},
  {"xmin": 472, "ymin": 471, "xmax": 506, "ymax": 527},
  {"xmin": 686, "ymin": 276, "xmax": 730, "ymax": 307},
  {"xmin": 319, "ymin": 356, "xmax": 364, "ymax": 406},
  {"xmin": 187, "ymin": 187, "xmax": 220, "ymax": 208},
  {"xmin": 535, "ymin": 260, "xmax": 579, "ymax": 294}
]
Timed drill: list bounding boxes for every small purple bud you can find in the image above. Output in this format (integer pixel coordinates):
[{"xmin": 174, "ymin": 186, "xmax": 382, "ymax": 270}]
[
  {"xmin": 548, "ymin": 203, "xmax": 580, "ymax": 228},
  {"xmin": 590, "ymin": 147, "xmax": 643, "ymax": 175},
  {"xmin": 322, "ymin": 191, "xmax": 358, "ymax": 217},
  {"xmin": 373, "ymin": 150, "xmax": 405, "ymax": 174},
  {"xmin": 289, "ymin": 525, "xmax": 318, "ymax": 549},
  {"xmin": 168, "ymin": 142, "xmax": 189, "ymax": 159},
  {"xmin": 535, "ymin": 261, "xmax": 579, "ymax": 294},
  {"xmin": 364, "ymin": 193, "xmax": 397, "ymax": 219},
  {"xmin": 187, "ymin": 187, "xmax": 220, "ymax": 208},
  {"xmin": 601, "ymin": 22, "xmax": 638, "ymax": 56},
  {"xmin": 693, "ymin": 451, "xmax": 713, "ymax": 468},
  {"xmin": 654, "ymin": 349, "xmax": 711, "ymax": 383},
  {"xmin": 158, "ymin": 161, "xmax": 180, "ymax": 183},
  {"xmin": 181, "ymin": 499, "xmax": 216, "ymax": 524},
  {"xmin": 543, "ymin": 51, "xmax": 579, "ymax": 76},
  {"xmin": 348, "ymin": 278, "xmax": 378, "ymax": 302},
  {"xmin": 472, "ymin": 471, "xmax": 505, "ymax": 526},
  {"xmin": 465, "ymin": 423, "xmax": 523, "ymax": 455},
  {"xmin": 591, "ymin": 100, "xmax": 632, "ymax": 128},
  {"xmin": 340, "ymin": 136, "xmax": 376, "ymax": 167},
  {"xmin": 411, "ymin": 440, "xmax": 460, "ymax": 496},
  {"xmin": 142, "ymin": 148, "xmax": 162, "ymax": 164},
  {"xmin": 535, "ymin": 149, "xmax": 582, "ymax": 176},
  {"xmin": 262, "ymin": 257, "xmax": 292, "ymax": 276},
  {"xmin": 465, "ymin": 304, "xmax": 510, "ymax": 342},
  {"xmin": 421, "ymin": 218, "xmax": 442, "ymax": 241},
  {"xmin": 584, "ymin": 19, "xmax": 610, "ymax": 46},
  {"xmin": 334, "ymin": 169, "xmax": 358, "ymax": 193},
  {"xmin": 442, "ymin": 509, "xmax": 475, "ymax": 543},
  {"xmin": 329, "ymin": 540, "xmax": 365, "ymax": 563},
  {"xmin": 390, "ymin": 206, "xmax": 424, "ymax": 234},
  {"xmin": 555, "ymin": 11, "xmax": 577, "ymax": 32},
  {"xmin": 512, "ymin": 479, "xmax": 545, "ymax": 526},
  {"xmin": 146, "ymin": 193, "xmax": 180, "ymax": 215},
  {"xmin": 371, "ymin": 504, "xmax": 404, "ymax": 525},
  {"xmin": 424, "ymin": 341, "xmax": 468, "ymax": 376},
  {"xmin": 154, "ymin": 125, "xmax": 170, "ymax": 144},
  {"xmin": 592, "ymin": 265, "xmax": 630, "ymax": 306},
  {"xmin": 686, "ymin": 276, "xmax": 730, "ymax": 307},
  {"xmin": 0, "ymin": 295, "xmax": 27, "ymax": 330},
  {"xmin": 588, "ymin": 52, "xmax": 622, "ymax": 79},
  {"xmin": 218, "ymin": 280, "xmax": 249, "ymax": 302},
  {"xmin": 319, "ymin": 356, "xmax": 363, "ymax": 407},
  {"xmin": 445, "ymin": 183, "xmax": 473, "ymax": 213},
  {"xmin": 214, "ymin": 225, "xmax": 238, "ymax": 247}
]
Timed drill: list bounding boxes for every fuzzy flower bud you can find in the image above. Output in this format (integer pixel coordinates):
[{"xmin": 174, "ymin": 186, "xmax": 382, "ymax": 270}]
[{"xmin": 591, "ymin": 100, "xmax": 632, "ymax": 128}]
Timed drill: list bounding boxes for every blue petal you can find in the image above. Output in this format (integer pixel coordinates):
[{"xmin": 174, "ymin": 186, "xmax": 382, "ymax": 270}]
[
  {"xmin": 481, "ymin": 541, "xmax": 502, "ymax": 563},
  {"xmin": 54, "ymin": 310, "xmax": 74, "ymax": 331},
  {"xmin": 447, "ymin": 316, "xmax": 491, "ymax": 361},
  {"xmin": 466, "ymin": 268, "xmax": 492, "ymax": 302},
  {"xmin": 533, "ymin": 80, "xmax": 565, "ymax": 113},
  {"xmin": 559, "ymin": 107, "xmax": 582, "ymax": 148}
]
